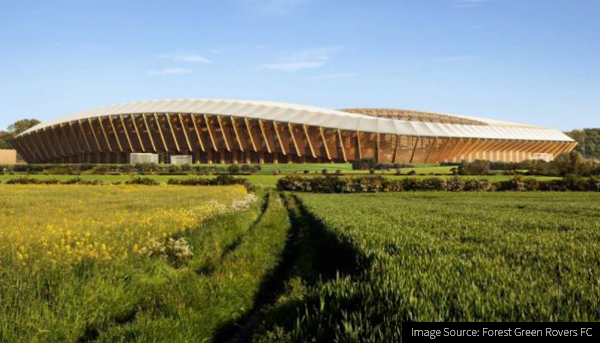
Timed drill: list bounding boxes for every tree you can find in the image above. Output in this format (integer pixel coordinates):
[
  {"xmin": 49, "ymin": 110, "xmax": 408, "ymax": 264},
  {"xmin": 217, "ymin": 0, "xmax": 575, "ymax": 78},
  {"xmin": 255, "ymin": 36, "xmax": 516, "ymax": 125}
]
[
  {"xmin": 0, "ymin": 119, "xmax": 40, "ymax": 149},
  {"xmin": 551, "ymin": 151, "xmax": 587, "ymax": 176},
  {"xmin": 565, "ymin": 128, "xmax": 600, "ymax": 161}
]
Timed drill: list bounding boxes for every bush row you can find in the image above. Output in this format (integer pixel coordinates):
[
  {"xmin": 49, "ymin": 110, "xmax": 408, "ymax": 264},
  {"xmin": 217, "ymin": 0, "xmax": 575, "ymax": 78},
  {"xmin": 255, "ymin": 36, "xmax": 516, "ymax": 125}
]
[
  {"xmin": 0, "ymin": 163, "xmax": 262, "ymax": 175},
  {"xmin": 276, "ymin": 175, "xmax": 600, "ymax": 193},
  {"xmin": 0, "ymin": 175, "xmax": 250, "ymax": 187},
  {"xmin": 167, "ymin": 175, "xmax": 249, "ymax": 186}
]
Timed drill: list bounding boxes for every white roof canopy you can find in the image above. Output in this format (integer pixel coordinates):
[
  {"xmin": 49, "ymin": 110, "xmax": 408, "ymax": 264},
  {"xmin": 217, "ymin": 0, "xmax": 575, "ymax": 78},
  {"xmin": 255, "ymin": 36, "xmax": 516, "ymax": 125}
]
[{"xmin": 20, "ymin": 99, "xmax": 574, "ymax": 142}]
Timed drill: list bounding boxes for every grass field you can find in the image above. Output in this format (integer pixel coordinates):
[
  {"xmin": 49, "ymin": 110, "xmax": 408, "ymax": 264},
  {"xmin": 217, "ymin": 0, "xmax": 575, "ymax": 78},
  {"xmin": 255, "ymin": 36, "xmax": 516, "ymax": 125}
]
[
  {"xmin": 255, "ymin": 192, "xmax": 600, "ymax": 342},
  {"xmin": 3, "ymin": 184, "xmax": 598, "ymax": 342},
  {"xmin": 0, "ymin": 186, "xmax": 290, "ymax": 343}
]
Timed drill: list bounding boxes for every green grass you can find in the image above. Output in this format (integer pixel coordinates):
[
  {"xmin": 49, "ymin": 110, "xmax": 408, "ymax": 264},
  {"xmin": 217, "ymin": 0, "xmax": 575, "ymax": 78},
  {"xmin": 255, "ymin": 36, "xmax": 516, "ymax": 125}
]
[
  {"xmin": 0, "ymin": 187, "xmax": 290, "ymax": 343},
  {"xmin": 255, "ymin": 192, "xmax": 600, "ymax": 342}
]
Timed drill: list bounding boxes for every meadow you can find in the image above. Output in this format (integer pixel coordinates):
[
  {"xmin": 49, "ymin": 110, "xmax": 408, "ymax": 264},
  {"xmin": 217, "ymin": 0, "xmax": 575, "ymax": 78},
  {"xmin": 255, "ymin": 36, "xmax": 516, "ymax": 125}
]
[
  {"xmin": 254, "ymin": 192, "xmax": 600, "ymax": 342},
  {"xmin": 0, "ymin": 185, "xmax": 290, "ymax": 343}
]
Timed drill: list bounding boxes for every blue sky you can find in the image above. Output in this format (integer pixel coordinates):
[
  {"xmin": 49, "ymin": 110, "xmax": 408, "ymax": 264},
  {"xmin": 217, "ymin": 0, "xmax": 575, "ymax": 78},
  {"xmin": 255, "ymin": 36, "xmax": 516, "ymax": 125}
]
[{"xmin": 0, "ymin": 0, "xmax": 598, "ymax": 131}]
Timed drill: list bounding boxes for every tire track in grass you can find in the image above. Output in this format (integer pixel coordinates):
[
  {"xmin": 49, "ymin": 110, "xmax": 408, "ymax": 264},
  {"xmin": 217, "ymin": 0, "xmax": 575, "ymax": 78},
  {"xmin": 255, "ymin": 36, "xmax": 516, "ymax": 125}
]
[
  {"xmin": 213, "ymin": 191, "xmax": 291, "ymax": 343},
  {"xmin": 216, "ymin": 193, "xmax": 366, "ymax": 343}
]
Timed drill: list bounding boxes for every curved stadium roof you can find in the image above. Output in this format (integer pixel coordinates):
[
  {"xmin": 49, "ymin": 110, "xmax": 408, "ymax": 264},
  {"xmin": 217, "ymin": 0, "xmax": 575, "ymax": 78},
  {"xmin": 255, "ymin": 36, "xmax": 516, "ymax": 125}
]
[{"xmin": 21, "ymin": 99, "xmax": 573, "ymax": 142}]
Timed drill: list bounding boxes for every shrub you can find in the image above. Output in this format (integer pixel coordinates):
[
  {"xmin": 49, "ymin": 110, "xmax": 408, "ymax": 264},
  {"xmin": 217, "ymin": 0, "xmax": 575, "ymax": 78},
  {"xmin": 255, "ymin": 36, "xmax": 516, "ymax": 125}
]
[
  {"xmin": 459, "ymin": 160, "xmax": 491, "ymax": 175},
  {"xmin": 446, "ymin": 176, "xmax": 465, "ymax": 192},
  {"xmin": 352, "ymin": 158, "xmax": 377, "ymax": 170},
  {"xmin": 91, "ymin": 165, "xmax": 109, "ymax": 175},
  {"xmin": 420, "ymin": 178, "xmax": 446, "ymax": 190},
  {"xmin": 125, "ymin": 177, "xmax": 160, "ymax": 185},
  {"xmin": 5, "ymin": 178, "xmax": 61, "ymax": 185},
  {"xmin": 135, "ymin": 163, "xmax": 161, "ymax": 173},
  {"xmin": 463, "ymin": 179, "xmax": 494, "ymax": 192},
  {"xmin": 228, "ymin": 164, "xmax": 241, "ymax": 174},
  {"xmin": 62, "ymin": 177, "xmax": 104, "ymax": 185},
  {"xmin": 497, "ymin": 175, "xmax": 527, "ymax": 191},
  {"xmin": 407, "ymin": 170, "xmax": 417, "ymax": 175}
]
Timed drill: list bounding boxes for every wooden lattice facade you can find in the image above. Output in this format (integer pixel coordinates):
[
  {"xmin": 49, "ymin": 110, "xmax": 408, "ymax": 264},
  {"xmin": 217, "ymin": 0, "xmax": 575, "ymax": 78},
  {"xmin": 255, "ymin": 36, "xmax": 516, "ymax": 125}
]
[{"xmin": 13, "ymin": 100, "xmax": 576, "ymax": 164}]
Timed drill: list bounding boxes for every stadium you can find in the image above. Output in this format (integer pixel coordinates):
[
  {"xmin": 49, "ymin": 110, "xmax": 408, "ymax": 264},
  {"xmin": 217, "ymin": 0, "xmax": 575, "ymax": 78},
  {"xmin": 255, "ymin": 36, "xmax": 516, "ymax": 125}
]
[{"xmin": 13, "ymin": 99, "xmax": 576, "ymax": 164}]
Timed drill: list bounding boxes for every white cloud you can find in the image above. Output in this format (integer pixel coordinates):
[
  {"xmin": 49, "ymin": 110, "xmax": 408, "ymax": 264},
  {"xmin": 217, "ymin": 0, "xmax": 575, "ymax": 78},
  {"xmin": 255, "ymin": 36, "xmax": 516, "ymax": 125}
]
[
  {"xmin": 291, "ymin": 46, "xmax": 341, "ymax": 61},
  {"xmin": 262, "ymin": 61, "xmax": 324, "ymax": 71},
  {"xmin": 262, "ymin": 46, "xmax": 341, "ymax": 72},
  {"xmin": 159, "ymin": 54, "xmax": 211, "ymax": 63},
  {"xmin": 431, "ymin": 55, "xmax": 478, "ymax": 63},
  {"xmin": 305, "ymin": 73, "xmax": 356, "ymax": 80},
  {"xmin": 148, "ymin": 68, "xmax": 194, "ymax": 76},
  {"xmin": 243, "ymin": 0, "xmax": 311, "ymax": 15},
  {"xmin": 174, "ymin": 54, "xmax": 211, "ymax": 63}
]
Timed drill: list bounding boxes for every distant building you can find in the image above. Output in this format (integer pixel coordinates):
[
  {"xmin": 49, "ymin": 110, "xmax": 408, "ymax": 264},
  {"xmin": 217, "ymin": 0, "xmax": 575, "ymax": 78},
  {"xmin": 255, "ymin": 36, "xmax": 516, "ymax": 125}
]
[
  {"xmin": 14, "ymin": 99, "xmax": 576, "ymax": 164},
  {"xmin": 0, "ymin": 149, "xmax": 17, "ymax": 165}
]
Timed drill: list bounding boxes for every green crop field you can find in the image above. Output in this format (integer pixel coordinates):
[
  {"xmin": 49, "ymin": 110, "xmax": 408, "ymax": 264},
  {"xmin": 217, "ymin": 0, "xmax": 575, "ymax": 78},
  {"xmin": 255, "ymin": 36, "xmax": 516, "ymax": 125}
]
[
  {"xmin": 254, "ymin": 192, "xmax": 600, "ymax": 342},
  {"xmin": 2, "ymin": 183, "xmax": 598, "ymax": 343}
]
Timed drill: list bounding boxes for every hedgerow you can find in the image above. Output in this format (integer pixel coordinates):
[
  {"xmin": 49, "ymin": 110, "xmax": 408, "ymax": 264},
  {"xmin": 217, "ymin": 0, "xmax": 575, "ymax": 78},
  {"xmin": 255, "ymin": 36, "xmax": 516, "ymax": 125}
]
[{"xmin": 276, "ymin": 175, "xmax": 600, "ymax": 192}]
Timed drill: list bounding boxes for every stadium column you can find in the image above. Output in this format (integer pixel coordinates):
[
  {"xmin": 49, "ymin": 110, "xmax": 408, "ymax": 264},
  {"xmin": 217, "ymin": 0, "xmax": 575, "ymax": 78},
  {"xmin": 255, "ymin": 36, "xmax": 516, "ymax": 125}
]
[
  {"xmin": 548, "ymin": 141, "xmax": 565, "ymax": 158},
  {"xmin": 166, "ymin": 114, "xmax": 182, "ymax": 155},
  {"xmin": 11, "ymin": 139, "xmax": 29, "ymax": 163},
  {"xmin": 302, "ymin": 125, "xmax": 317, "ymax": 163},
  {"xmin": 152, "ymin": 114, "xmax": 168, "ymax": 162},
  {"xmin": 464, "ymin": 139, "xmax": 488, "ymax": 161},
  {"xmin": 56, "ymin": 125, "xmax": 69, "ymax": 163},
  {"xmin": 288, "ymin": 123, "xmax": 302, "ymax": 162},
  {"xmin": 445, "ymin": 138, "xmax": 464, "ymax": 163},
  {"xmin": 356, "ymin": 131, "xmax": 363, "ymax": 160},
  {"xmin": 49, "ymin": 125, "xmax": 68, "ymax": 162},
  {"xmin": 203, "ymin": 115, "xmax": 218, "ymax": 164},
  {"xmin": 190, "ymin": 114, "xmax": 206, "ymax": 164},
  {"xmin": 40, "ymin": 128, "xmax": 59, "ymax": 162},
  {"xmin": 108, "ymin": 116, "xmax": 125, "ymax": 163},
  {"xmin": 409, "ymin": 136, "xmax": 420, "ymax": 164},
  {"xmin": 257, "ymin": 120, "xmax": 272, "ymax": 163},
  {"xmin": 76, "ymin": 120, "xmax": 93, "ymax": 163},
  {"xmin": 477, "ymin": 139, "xmax": 498, "ymax": 161},
  {"xmin": 338, "ymin": 129, "xmax": 348, "ymax": 162},
  {"xmin": 244, "ymin": 118, "xmax": 258, "ymax": 164},
  {"xmin": 130, "ymin": 114, "xmax": 147, "ymax": 153},
  {"xmin": 86, "ymin": 118, "xmax": 103, "ymax": 164},
  {"xmin": 494, "ymin": 139, "xmax": 513, "ymax": 162},
  {"xmin": 178, "ymin": 113, "xmax": 194, "ymax": 158},
  {"xmin": 96, "ymin": 117, "xmax": 114, "ymax": 163},
  {"xmin": 230, "ymin": 117, "xmax": 245, "ymax": 164},
  {"xmin": 67, "ymin": 122, "xmax": 84, "ymax": 163},
  {"xmin": 15, "ymin": 136, "xmax": 34, "ymax": 163},
  {"xmin": 273, "ymin": 121, "xmax": 288, "ymax": 164},
  {"xmin": 452, "ymin": 138, "xmax": 471, "ymax": 162},
  {"xmin": 217, "ymin": 115, "xmax": 232, "ymax": 163},
  {"xmin": 119, "ymin": 115, "xmax": 135, "ymax": 155},
  {"xmin": 423, "ymin": 137, "xmax": 438, "ymax": 164},
  {"xmin": 18, "ymin": 135, "xmax": 33, "ymax": 163},
  {"xmin": 31, "ymin": 131, "xmax": 52, "ymax": 162}
]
